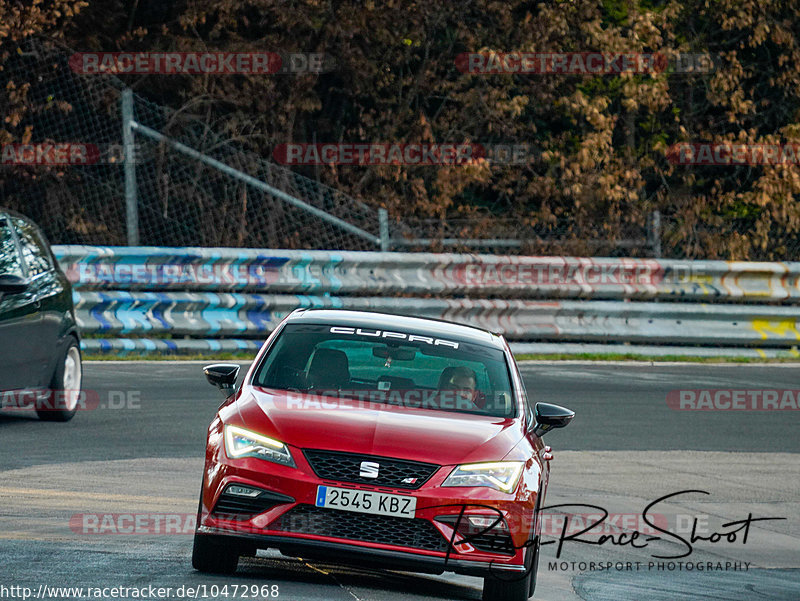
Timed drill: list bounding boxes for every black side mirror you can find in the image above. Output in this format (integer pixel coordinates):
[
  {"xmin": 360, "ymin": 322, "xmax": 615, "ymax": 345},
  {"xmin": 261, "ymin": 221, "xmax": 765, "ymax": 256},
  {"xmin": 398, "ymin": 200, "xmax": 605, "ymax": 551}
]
[
  {"xmin": 204, "ymin": 363, "xmax": 240, "ymax": 397},
  {"xmin": 0, "ymin": 274, "xmax": 29, "ymax": 294},
  {"xmin": 532, "ymin": 402, "xmax": 575, "ymax": 437}
]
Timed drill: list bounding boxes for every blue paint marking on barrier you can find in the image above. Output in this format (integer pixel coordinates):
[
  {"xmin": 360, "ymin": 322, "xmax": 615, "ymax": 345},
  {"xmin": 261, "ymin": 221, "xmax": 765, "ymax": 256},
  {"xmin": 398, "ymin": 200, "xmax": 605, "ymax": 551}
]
[
  {"xmin": 151, "ymin": 292, "xmax": 172, "ymax": 330},
  {"xmin": 202, "ymin": 291, "xmax": 223, "ymax": 335},
  {"xmin": 248, "ymin": 296, "xmax": 274, "ymax": 332},
  {"xmin": 245, "ymin": 295, "xmax": 265, "ymax": 332},
  {"xmin": 327, "ymin": 254, "xmax": 343, "ymax": 292},
  {"xmin": 118, "ymin": 291, "xmax": 150, "ymax": 333},
  {"xmin": 91, "ymin": 292, "xmax": 113, "ymax": 332},
  {"xmin": 299, "ymin": 254, "xmax": 322, "ymax": 291}
]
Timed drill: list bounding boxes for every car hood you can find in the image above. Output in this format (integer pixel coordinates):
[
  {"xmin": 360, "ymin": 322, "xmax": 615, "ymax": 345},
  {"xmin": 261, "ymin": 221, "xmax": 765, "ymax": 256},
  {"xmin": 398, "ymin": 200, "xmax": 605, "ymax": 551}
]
[{"xmin": 226, "ymin": 386, "xmax": 524, "ymax": 465}]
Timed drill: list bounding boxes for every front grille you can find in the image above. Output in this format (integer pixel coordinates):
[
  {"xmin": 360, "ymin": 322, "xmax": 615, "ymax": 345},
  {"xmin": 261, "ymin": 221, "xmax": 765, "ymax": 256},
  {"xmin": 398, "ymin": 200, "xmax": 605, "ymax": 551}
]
[
  {"xmin": 303, "ymin": 450, "xmax": 438, "ymax": 490},
  {"xmin": 272, "ymin": 504, "xmax": 447, "ymax": 552},
  {"xmin": 212, "ymin": 486, "xmax": 294, "ymax": 519}
]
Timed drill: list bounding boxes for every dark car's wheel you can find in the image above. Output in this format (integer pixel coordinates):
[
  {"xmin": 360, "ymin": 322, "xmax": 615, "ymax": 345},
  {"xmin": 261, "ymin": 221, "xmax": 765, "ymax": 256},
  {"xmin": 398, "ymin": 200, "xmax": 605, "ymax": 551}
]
[
  {"xmin": 192, "ymin": 534, "xmax": 240, "ymax": 574},
  {"xmin": 37, "ymin": 338, "xmax": 81, "ymax": 422}
]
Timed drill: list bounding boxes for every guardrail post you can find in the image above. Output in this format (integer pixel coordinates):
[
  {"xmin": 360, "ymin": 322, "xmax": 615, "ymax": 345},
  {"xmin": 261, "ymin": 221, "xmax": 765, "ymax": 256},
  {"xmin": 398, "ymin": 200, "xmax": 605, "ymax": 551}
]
[
  {"xmin": 649, "ymin": 210, "xmax": 662, "ymax": 258},
  {"xmin": 378, "ymin": 208, "xmax": 390, "ymax": 251},
  {"xmin": 122, "ymin": 89, "xmax": 140, "ymax": 246}
]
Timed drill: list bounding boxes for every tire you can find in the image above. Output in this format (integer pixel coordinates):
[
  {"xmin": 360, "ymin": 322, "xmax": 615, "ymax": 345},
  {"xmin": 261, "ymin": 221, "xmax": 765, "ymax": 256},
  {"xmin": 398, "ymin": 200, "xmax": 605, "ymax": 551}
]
[
  {"xmin": 192, "ymin": 534, "xmax": 240, "ymax": 574},
  {"xmin": 37, "ymin": 338, "xmax": 81, "ymax": 422},
  {"xmin": 528, "ymin": 535, "xmax": 541, "ymax": 597},
  {"xmin": 482, "ymin": 538, "xmax": 537, "ymax": 601}
]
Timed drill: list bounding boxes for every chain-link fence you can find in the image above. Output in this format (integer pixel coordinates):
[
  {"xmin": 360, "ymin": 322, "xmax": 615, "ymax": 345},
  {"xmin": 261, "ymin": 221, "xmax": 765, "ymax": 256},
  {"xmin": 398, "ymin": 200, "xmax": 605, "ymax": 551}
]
[
  {"xmin": 1, "ymin": 39, "xmax": 388, "ymax": 251},
  {"xmin": 4, "ymin": 39, "xmax": 795, "ymax": 259},
  {"xmin": 0, "ymin": 39, "xmax": 664, "ymax": 256}
]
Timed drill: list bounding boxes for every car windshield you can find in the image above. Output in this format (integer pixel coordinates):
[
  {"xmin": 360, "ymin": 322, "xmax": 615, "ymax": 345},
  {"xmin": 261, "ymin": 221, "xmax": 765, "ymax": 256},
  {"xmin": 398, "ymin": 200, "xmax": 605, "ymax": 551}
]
[{"xmin": 253, "ymin": 323, "xmax": 516, "ymax": 418}]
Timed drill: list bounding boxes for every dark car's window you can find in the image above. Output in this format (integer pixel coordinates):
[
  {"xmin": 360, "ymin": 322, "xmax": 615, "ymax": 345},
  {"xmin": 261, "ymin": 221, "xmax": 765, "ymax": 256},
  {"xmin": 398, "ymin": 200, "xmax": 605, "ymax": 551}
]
[
  {"xmin": 0, "ymin": 218, "xmax": 24, "ymax": 278},
  {"xmin": 253, "ymin": 323, "xmax": 516, "ymax": 417},
  {"xmin": 13, "ymin": 217, "xmax": 52, "ymax": 277}
]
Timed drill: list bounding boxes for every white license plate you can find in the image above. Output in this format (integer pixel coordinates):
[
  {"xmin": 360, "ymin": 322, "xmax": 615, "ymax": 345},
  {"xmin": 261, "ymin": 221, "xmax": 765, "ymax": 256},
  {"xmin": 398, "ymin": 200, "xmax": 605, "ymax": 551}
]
[{"xmin": 315, "ymin": 486, "xmax": 416, "ymax": 519}]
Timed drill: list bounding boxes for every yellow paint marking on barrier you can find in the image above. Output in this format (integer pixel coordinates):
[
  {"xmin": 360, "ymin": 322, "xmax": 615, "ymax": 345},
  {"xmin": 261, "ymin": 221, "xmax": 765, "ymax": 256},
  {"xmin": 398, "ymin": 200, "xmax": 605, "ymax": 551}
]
[{"xmin": 751, "ymin": 319, "xmax": 800, "ymax": 341}]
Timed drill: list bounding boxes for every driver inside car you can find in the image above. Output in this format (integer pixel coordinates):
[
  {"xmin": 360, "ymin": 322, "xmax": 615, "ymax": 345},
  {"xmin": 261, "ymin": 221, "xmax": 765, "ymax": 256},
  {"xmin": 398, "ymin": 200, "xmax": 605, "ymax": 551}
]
[{"xmin": 438, "ymin": 366, "xmax": 484, "ymax": 410}]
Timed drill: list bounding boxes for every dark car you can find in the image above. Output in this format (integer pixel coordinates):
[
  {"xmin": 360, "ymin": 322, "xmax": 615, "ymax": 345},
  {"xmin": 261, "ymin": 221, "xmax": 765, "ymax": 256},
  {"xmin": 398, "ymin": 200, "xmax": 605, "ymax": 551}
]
[
  {"xmin": 194, "ymin": 308, "xmax": 574, "ymax": 601},
  {"xmin": 0, "ymin": 209, "xmax": 81, "ymax": 421}
]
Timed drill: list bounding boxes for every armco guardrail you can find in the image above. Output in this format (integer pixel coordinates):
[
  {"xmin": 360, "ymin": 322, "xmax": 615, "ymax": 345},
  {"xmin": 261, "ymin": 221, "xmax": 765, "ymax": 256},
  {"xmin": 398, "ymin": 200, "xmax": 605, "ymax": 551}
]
[
  {"xmin": 71, "ymin": 291, "xmax": 800, "ymax": 346},
  {"xmin": 55, "ymin": 246, "xmax": 800, "ymax": 301},
  {"xmin": 52, "ymin": 246, "xmax": 800, "ymax": 355}
]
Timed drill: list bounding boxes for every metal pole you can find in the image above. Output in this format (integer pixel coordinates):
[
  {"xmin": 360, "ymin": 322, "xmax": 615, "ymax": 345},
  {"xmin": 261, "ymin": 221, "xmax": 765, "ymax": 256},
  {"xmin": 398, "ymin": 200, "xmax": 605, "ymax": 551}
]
[
  {"xmin": 131, "ymin": 121, "xmax": 382, "ymax": 248},
  {"xmin": 122, "ymin": 89, "xmax": 139, "ymax": 246},
  {"xmin": 378, "ymin": 208, "xmax": 390, "ymax": 251},
  {"xmin": 650, "ymin": 210, "xmax": 662, "ymax": 258}
]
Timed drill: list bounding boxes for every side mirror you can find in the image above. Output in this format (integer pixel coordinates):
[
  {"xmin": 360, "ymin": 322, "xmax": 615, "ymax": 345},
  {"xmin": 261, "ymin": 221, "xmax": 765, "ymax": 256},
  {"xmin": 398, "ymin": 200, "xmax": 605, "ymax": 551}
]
[
  {"xmin": 204, "ymin": 363, "xmax": 240, "ymax": 397},
  {"xmin": 531, "ymin": 402, "xmax": 575, "ymax": 437},
  {"xmin": 0, "ymin": 274, "xmax": 29, "ymax": 294}
]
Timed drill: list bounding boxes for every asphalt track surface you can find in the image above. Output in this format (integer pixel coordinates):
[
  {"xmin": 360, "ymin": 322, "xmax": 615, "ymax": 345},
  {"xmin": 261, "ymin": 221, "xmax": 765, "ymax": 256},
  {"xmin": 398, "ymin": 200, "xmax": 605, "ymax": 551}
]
[{"xmin": 1, "ymin": 362, "xmax": 798, "ymax": 601}]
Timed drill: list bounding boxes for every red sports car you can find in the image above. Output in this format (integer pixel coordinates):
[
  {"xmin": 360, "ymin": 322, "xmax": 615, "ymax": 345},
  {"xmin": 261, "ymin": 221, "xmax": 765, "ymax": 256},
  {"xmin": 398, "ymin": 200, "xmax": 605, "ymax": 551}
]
[{"xmin": 193, "ymin": 309, "xmax": 574, "ymax": 601}]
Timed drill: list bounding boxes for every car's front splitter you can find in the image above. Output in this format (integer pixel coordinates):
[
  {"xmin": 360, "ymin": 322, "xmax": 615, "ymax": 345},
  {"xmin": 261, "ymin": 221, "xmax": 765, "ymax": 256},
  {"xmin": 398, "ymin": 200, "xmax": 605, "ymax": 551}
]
[{"xmin": 195, "ymin": 527, "xmax": 531, "ymax": 578}]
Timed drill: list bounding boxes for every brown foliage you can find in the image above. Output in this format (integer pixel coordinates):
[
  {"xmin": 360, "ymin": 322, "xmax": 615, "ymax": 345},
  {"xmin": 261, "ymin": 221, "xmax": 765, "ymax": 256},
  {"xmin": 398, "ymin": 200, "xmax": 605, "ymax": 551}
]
[{"xmin": 2, "ymin": 0, "xmax": 800, "ymax": 258}]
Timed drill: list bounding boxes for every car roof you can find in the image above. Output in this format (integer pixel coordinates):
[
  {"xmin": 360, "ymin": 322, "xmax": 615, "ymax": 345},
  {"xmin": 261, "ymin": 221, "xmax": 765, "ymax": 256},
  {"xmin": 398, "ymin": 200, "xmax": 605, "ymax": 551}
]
[
  {"xmin": 286, "ymin": 309, "xmax": 506, "ymax": 350},
  {"xmin": 0, "ymin": 208, "xmax": 37, "ymax": 226}
]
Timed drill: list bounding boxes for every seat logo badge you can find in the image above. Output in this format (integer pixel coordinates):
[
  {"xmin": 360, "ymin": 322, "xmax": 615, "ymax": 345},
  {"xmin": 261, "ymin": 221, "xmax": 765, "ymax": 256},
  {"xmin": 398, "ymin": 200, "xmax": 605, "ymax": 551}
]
[{"xmin": 359, "ymin": 461, "xmax": 380, "ymax": 478}]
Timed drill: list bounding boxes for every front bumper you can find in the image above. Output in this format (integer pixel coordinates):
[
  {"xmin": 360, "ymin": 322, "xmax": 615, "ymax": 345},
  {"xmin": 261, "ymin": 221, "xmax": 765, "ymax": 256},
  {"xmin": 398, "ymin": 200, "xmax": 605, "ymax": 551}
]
[{"xmin": 199, "ymin": 451, "xmax": 537, "ymax": 575}]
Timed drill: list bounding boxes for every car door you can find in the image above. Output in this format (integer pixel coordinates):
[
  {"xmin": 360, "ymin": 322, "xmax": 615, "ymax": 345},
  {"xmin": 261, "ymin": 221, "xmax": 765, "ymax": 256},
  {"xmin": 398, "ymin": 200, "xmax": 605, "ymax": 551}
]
[
  {"xmin": 0, "ymin": 215, "xmax": 43, "ymax": 391},
  {"xmin": 11, "ymin": 216, "xmax": 63, "ymax": 387}
]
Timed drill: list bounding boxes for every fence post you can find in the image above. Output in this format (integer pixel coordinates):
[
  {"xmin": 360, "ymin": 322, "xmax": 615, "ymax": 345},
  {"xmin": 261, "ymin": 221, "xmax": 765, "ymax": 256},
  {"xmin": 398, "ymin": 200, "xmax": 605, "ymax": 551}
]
[
  {"xmin": 122, "ymin": 89, "xmax": 140, "ymax": 246},
  {"xmin": 378, "ymin": 208, "xmax": 390, "ymax": 251},
  {"xmin": 649, "ymin": 210, "xmax": 662, "ymax": 258}
]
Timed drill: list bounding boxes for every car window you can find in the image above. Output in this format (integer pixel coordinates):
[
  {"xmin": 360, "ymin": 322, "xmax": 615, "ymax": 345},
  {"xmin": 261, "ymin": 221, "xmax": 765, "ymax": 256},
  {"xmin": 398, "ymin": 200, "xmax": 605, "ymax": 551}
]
[
  {"xmin": 12, "ymin": 217, "xmax": 52, "ymax": 277},
  {"xmin": 0, "ymin": 218, "xmax": 24, "ymax": 278},
  {"xmin": 254, "ymin": 323, "xmax": 515, "ymax": 418},
  {"xmin": 313, "ymin": 338, "xmax": 493, "ymax": 390}
]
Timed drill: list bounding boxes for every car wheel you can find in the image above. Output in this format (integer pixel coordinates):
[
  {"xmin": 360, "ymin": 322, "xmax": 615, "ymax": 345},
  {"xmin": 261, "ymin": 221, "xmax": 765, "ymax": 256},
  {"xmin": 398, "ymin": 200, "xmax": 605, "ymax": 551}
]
[
  {"xmin": 482, "ymin": 535, "xmax": 538, "ymax": 601},
  {"xmin": 37, "ymin": 339, "xmax": 81, "ymax": 422},
  {"xmin": 192, "ymin": 534, "xmax": 240, "ymax": 574}
]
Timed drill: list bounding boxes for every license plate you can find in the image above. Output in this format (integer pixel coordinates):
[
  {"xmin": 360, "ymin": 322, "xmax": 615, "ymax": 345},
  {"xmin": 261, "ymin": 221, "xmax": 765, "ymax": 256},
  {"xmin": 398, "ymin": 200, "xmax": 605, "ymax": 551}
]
[{"xmin": 315, "ymin": 486, "xmax": 416, "ymax": 519}]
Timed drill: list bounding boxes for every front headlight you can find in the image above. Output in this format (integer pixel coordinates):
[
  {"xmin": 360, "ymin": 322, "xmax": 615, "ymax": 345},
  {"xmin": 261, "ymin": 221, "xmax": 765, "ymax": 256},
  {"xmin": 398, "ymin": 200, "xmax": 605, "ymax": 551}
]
[
  {"xmin": 223, "ymin": 424, "xmax": 295, "ymax": 467},
  {"xmin": 442, "ymin": 461, "xmax": 524, "ymax": 493}
]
